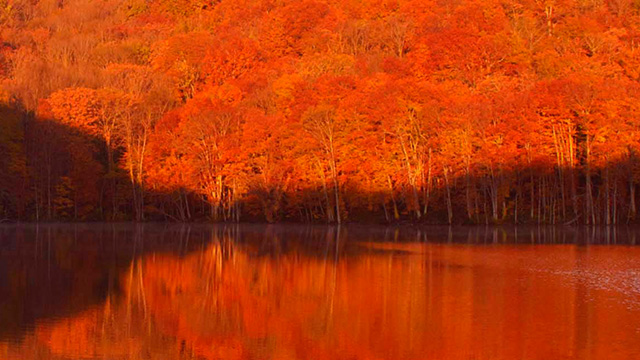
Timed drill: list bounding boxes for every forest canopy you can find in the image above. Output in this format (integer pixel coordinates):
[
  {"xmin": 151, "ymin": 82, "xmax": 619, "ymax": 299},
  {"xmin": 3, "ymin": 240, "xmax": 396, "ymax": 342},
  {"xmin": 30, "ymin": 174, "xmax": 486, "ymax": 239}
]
[{"xmin": 1, "ymin": 0, "xmax": 640, "ymax": 224}]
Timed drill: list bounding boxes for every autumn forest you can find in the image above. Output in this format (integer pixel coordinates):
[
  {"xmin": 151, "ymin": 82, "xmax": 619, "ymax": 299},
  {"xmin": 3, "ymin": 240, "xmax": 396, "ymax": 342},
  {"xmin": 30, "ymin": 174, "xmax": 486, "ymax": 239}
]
[{"xmin": 1, "ymin": 0, "xmax": 640, "ymax": 224}]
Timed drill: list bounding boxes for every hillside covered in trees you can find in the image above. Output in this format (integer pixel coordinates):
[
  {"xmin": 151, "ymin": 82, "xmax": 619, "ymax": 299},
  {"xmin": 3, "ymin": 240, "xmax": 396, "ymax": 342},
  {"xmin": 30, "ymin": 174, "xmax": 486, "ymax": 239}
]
[{"xmin": 0, "ymin": 0, "xmax": 640, "ymax": 223}]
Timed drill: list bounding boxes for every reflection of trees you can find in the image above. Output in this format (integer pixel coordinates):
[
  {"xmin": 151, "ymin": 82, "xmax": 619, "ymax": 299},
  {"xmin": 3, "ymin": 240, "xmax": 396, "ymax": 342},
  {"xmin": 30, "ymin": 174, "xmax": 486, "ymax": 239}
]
[
  {"xmin": 140, "ymin": 228, "xmax": 363, "ymax": 359},
  {"xmin": 134, "ymin": 227, "xmax": 640, "ymax": 360},
  {"xmin": 0, "ymin": 224, "xmax": 218, "ymax": 359},
  {"xmin": 2, "ymin": 225, "xmax": 640, "ymax": 359}
]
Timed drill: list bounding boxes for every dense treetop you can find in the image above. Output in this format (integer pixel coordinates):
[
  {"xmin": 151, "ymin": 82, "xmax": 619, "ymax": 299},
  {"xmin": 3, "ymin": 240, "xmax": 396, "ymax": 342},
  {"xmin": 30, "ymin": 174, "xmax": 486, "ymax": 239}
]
[{"xmin": 0, "ymin": 0, "xmax": 639, "ymax": 223}]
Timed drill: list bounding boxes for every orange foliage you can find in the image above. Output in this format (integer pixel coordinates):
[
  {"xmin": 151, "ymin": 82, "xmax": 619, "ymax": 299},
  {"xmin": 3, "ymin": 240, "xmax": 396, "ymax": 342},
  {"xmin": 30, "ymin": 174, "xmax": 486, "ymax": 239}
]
[{"xmin": 1, "ymin": 0, "xmax": 640, "ymax": 223}]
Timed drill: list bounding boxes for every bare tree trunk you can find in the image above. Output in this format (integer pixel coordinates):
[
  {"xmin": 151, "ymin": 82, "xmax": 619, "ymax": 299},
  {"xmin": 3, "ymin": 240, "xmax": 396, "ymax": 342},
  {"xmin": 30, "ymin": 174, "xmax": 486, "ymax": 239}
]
[
  {"xmin": 514, "ymin": 184, "xmax": 519, "ymax": 225},
  {"xmin": 629, "ymin": 179, "xmax": 636, "ymax": 222},
  {"xmin": 526, "ymin": 147, "xmax": 535, "ymax": 221},
  {"xmin": 444, "ymin": 167, "xmax": 453, "ymax": 225},
  {"xmin": 183, "ymin": 190, "xmax": 191, "ymax": 220},
  {"xmin": 552, "ymin": 126, "xmax": 567, "ymax": 220},
  {"xmin": 387, "ymin": 175, "xmax": 400, "ymax": 221},
  {"xmin": 605, "ymin": 166, "xmax": 611, "ymax": 225},
  {"xmin": 382, "ymin": 201, "xmax": 390, "ymax": 222},
  {"xmin": 465, "ymin": 164, "xmax": 473, "ymax": 221},
  {"xmin": 423, "ymin": 149, "xmax": 432, "ymax": 217},
  {"xmin": 329, "ymin": 149, "xmax": 341, "ymax": 224},
  {"xmin": 488, "ymin": 167, "xmax": 499, "ymax": 222},
  {"xmin": 318, "ymin": 161, "xmax": 334, "ymax": 223},
  {"xmin": 46, "ymin": 160, "xmax": 52, "ymax": 220},
  {"xmin": 585, "ymin": 137, "xmax": 595, "ymax": 224},
  {"xmin": 399, "ymin": 137, "xmax": 421, "ymax": 219},
  {"xmin": 613, "ymin": 178, "xmax": 618, "ymax": 225}
]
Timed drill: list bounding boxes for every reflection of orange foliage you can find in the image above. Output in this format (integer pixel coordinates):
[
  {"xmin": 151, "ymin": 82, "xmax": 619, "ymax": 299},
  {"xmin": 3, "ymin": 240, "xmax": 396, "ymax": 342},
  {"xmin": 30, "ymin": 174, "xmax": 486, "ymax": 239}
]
[
  {"xmin": 135, "ymin": 252, "xmax": 246, "ymax": 360},
  {"xmin": 141, "ymin": 241, "xmax": 378, "ymax": 359},
  {"xmin": 8, "ymin": 229, "xmax": 640, "ymax": 360},
  {"xmin": 138, "ymin": 239, "xmax": 640, "ymax": 360},
  {"xmin": 0, "ymin": 341, "xmax": 8, "ymax": 358},
  {"xmin": 35, "ymin": 302, "xmax": 141, "ymax": 359}
]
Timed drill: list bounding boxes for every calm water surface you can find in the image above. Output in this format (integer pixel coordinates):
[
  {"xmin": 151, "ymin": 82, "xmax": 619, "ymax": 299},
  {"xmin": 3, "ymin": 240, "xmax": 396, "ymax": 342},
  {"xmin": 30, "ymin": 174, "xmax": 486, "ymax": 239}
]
[{"xmin": 0, "ymin": 224, "xmax": 639, "ymax": 359}]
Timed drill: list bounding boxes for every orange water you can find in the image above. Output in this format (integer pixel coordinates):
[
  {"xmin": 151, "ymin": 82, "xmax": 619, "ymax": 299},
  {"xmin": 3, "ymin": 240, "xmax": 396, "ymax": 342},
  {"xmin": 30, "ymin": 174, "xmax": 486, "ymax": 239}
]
[{"xmin": 0, "ymin": 225, "xmax": 639, "ymax": 359}]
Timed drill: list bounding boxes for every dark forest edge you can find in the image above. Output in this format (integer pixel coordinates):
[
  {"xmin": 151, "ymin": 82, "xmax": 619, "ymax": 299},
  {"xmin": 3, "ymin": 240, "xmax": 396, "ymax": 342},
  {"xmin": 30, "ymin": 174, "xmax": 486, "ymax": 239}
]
[{"xmin": 1, "ymin": 100, "xmax": 640, "ymax": 225}]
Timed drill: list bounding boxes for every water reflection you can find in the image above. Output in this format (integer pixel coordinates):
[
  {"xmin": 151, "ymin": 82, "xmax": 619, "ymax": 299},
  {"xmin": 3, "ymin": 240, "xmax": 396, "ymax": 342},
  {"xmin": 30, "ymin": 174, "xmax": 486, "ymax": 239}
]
[{"xmin": 0, "ymin": 224, "xmax": 639, "ymax": 359}]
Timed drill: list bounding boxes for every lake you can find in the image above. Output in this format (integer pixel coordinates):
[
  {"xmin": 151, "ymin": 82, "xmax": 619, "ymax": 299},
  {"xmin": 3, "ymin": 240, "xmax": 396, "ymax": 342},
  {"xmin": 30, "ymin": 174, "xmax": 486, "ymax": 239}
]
[{"xmin": 0, "ymin": 224, "xmax": 639, "ymax": 359}]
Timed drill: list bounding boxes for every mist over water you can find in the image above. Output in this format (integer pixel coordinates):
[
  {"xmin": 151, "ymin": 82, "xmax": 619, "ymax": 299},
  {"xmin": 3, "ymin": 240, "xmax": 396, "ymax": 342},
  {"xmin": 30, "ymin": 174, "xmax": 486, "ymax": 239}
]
[{"xmin": 0, "ymin": 224, "xmax": 639, "ymax": 359}]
